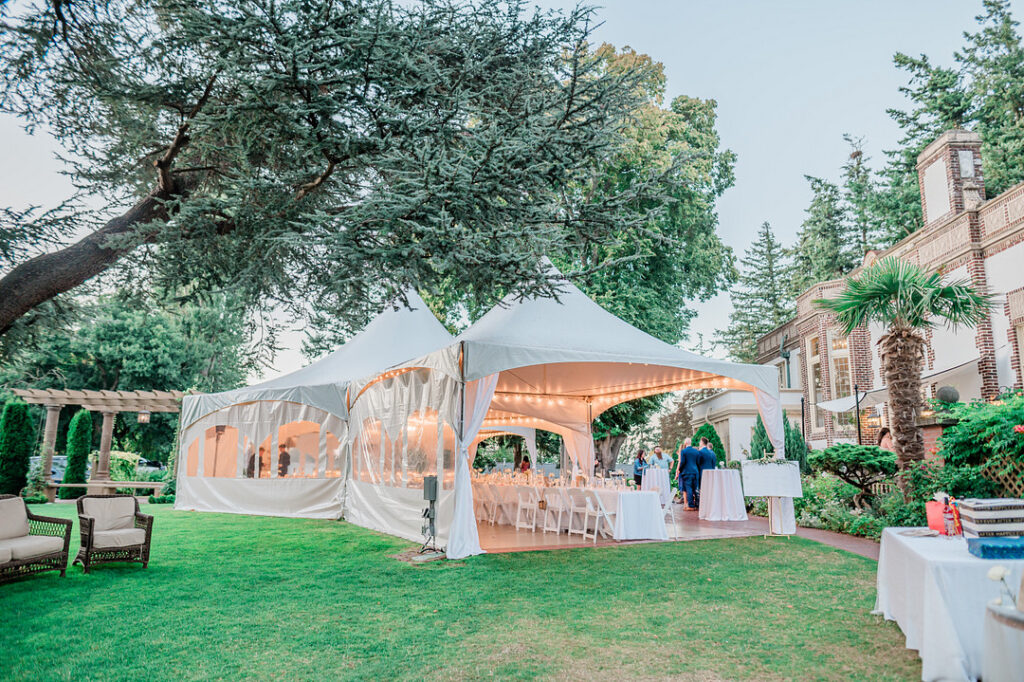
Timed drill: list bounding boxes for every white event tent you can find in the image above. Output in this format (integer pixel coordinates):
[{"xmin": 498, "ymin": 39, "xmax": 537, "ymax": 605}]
[
  {"xmin": 345, "ymin": 262, "xmax": 788, "ymax": 558},
  {"xmin": 176, "ymin": 264, "xmax": 790, "ymax": 559},
  {"xmin": 175, "ymin": 291, "xmax": 456, "ymax": 521}
]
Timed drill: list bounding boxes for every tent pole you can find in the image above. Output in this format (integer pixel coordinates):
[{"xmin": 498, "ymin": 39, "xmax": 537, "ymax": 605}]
[{"xmin": 458, "ymin": 341, "xmax": 466, "ymax": 445}]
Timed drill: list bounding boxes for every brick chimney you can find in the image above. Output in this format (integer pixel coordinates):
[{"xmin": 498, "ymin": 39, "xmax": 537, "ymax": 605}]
[{"xmin": 916, "ymin": 129, "xmax": 985, "ymax": 228}]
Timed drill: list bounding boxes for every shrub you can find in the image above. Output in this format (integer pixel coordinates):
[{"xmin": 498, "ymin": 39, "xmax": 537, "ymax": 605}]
[
  {"xmin": 808, "ymin": 443, "xmax": 897, "ymax": 508},
  {"xmin": 0, "ymin": 401, "xmax": 35, "ymax": 495},
  {"xmin": 148, "ymin": 493, "xmax": 175, "ymax": 504},
  {"xmin": 938, "ymin": 390, "xmax": 1024, "ymax": 469},
  {"xmin": 692, "ymin": 423, "xmax": 726, "ymax": 464},
  {"xmin": 60, "ymin": 409, "xmax": 93, "ymax": 499}
]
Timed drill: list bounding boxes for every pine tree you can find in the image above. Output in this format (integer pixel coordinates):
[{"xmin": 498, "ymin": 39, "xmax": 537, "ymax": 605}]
[
  {"xmin": 785, "ymin": 417, "xmax": 810, "ymax": 474},
  {"xmin": 60, "ymin": 409, "xmax": 93, "ymax": 499},
  {"xmin": 719, "ymin": 222, "xmax": 793, "ymax": 362},
  {"xmin": 841, "ymin": 136, "xmax": 881, "ymax": 257},
  {"xmin": 692, "ymin": 423, "xmax": 726, "ymax": 465},
  {"xmin": 749, "ymin": 415, "xmax": 773, "ymax": 459},
  {"xmin": 790, "ymin": 176, "xmax": 856, "ymax": 297},
  {"xmin": 0, "ymin": 401, "xmax": 35, "ymax": 495}
]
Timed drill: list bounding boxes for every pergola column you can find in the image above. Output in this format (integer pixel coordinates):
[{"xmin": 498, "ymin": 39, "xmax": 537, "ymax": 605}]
[
  {"xmin": 92, "ymin": 411, "xmax": 116, "ymax": 483},
  {"xmin": 40, "ymin": 404, "xmax": 62, "ymax": 501}
]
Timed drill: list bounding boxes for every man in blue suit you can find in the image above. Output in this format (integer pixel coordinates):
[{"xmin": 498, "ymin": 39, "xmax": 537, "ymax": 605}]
[
  {"xmin": 695, "ymin": 437, "xmax": 718, "ymax": 509},
  {"xmin": 676, "ymin": 437, "xmax": 701, "ymax": 510}
]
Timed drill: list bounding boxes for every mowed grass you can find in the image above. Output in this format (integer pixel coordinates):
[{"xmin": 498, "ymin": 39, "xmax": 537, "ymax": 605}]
[{"xmin": 2, "ymin": 504, "xmax": 919, "ymax": 681}]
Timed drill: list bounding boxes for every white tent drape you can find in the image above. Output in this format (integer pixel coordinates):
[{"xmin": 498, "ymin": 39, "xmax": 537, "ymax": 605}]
[
  {"xmin": 447, "ymin": 373, "xmax": 499, "ymax": 559},
  {"xmin": 754, "ymin": 388, "xmax": 786, "ymax": 459}
]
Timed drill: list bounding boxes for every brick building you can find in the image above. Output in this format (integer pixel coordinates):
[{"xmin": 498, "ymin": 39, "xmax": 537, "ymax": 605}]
[{"xmin": 694, "ymin": 129, "xmax": 1024, "ymax": 455}]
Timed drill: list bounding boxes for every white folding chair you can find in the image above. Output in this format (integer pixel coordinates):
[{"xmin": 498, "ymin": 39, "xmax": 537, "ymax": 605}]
[
  {"xmin": 662, "ymin": 501, "xmax": 679, "ymax": 540},
  {"xmin": 478, "ymin": 484, "xmax": 499, "ymax": 525},
  {"xmin": 488, "ymin": 484, "xmax": 513, "ymax": 525},
  {"xmin": 514, "ymin": 485, "xmax": 538, "ymax": 532},
  {"xmin": 589, "ymin": 490, "xmax": 616, "ymax": 542},
  {"xmin": 567, "ymin": 488, "xmax": 590, "ymax": 538},
  {"xmin": 542, "ymin": 488, "xmax": 567, "ymax": 534}
]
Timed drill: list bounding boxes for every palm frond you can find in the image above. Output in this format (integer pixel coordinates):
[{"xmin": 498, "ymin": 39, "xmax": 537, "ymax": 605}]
[{"xmin": 814, "ymin": 256, "xmax": 992, "ymax": 335}]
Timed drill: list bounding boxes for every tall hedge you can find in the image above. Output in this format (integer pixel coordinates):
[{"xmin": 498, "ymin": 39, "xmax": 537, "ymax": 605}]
[
  {"xmin": 60, "ymin": 409, "xmax": 93, "ymax": 499},
  {"xmin": 749, "ymin": 414, "xmax": 773, "ymax": 459},
  {"xmin": 693, "ymin": 423, "xmax": 727, "ymax": 464},
  {"xmin": 0, "ymin": 401, "xmax": 35, "ymax": 495}
]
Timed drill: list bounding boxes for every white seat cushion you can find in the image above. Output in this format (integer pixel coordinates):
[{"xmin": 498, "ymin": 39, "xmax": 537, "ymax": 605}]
[
  {"xmin": 0, "ymin": 546, "xmax": 11, "ymax": 564},
  {"xmin": 81, "ymin": 497, "xmax": 136, "ymax": 531},
  {"xmin": 0, "ymin": 497, "xmax": 30, "ymax": 540},
  {"xmin": 0, "ymin": 534, "xmax": 63, "ymax": 560},
  {"xmin": 93, "ymin": 528, "xmax": 146, "ymax": 549}
]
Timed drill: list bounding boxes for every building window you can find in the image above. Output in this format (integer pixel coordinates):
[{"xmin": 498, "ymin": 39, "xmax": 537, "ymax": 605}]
[
  {"xmin": 807, "ymin": 336, "xmax": 824, "ymax": 429},
  {"xmin": 830, "ymin": 332, "xmax": 855, "ymax": 428}
]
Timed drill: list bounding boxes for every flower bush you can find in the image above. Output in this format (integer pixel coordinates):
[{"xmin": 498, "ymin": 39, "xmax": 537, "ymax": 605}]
[{"xmin": 937, "ymin": 390, "xmax": 1024, "ymax": 471}]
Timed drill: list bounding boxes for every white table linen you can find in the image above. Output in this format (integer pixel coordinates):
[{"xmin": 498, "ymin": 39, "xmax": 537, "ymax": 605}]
[
  {"xmin": 874, "ymin": 528, "xmax": 1024, "ymax": 681},
  {"xmin": 641, "ymin": 468, "xmax": 671, "ymax": 506},
  {"xmin": 984, "ymin": 604, "xmax": 1024, "ymax": 682},
  {"xmin": 698, "ymin": 470, "xmax": 747, "ymax": 521},
  {"xmin": 606, "ymin": 490, "xmax": 668, "ymax": 541}
]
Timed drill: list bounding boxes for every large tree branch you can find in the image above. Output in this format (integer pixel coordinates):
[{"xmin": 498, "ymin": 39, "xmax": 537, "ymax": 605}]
[{"xmin": 0, "ymin": 189, "xmax": 172, "ymax": 336}]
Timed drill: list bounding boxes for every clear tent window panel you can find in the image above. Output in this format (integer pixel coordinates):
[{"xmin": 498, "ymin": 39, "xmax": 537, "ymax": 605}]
[{"xmin": 203, "ymin": 425, "xmax": 239, "ymax": 478}]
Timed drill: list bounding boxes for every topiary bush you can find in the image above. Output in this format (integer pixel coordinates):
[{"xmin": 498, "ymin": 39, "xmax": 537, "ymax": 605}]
[
  {"xmin": 749, "ymin": 415, "xmax": 773, "ymax": 459},
  {"xmin": 808, "ymin": 443, "xmax": 897, "ymax": 509},
  {"xmin": 692, "ymin": 423, "xmax": 726, "ymax": 464},
  {"xmin": 60, "ymin": 409, "xmax": 93, "ymax": 499},
  {"xmin": 0, "ymin": 401, "xmax": 35, "ymax": 496},
  {"xmin": 748, "ymin": 413, "xmax": 809, "ymax": 473}
]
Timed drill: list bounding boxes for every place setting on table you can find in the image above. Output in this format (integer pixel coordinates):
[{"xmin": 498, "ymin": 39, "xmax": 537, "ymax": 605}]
[{"xmin": 874, "ymin": 495, "xmax": 1024, "ymax": 682}]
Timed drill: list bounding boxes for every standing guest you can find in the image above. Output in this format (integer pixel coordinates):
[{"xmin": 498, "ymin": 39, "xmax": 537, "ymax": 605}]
[
  {"xmin": 677, "ymin": 438, "xmax": 701, "ymax": 510},
  {"xmin": 877, "ymin": 427, "xmax": 894, "ymax": 452},
  {"xmin": 277, "ymin": 443, "xmax": 291, "ymax": 478},
  {"xmin": 632, "ymin": 450, "xmax": 647, "ymax": 486},
  {"xmin": 649, "ymin": 445, "xmax": 672, "ymax": 471},
  {"xmin": 520, "ymin": 456, "xmax": 531, "ymax": 473},
  {"xmin": 696, "ymin": 438, "xmax": 717, "ymax": 509}
]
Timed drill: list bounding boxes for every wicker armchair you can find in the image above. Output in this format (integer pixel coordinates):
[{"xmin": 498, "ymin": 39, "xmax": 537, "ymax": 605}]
[
  {"xmin": 75, "ymin": 494, "xmax": 153, "ymax": 573},
  {"xmin": 0, "ymin": 494, "xmax": 72, "ymax": 584}
]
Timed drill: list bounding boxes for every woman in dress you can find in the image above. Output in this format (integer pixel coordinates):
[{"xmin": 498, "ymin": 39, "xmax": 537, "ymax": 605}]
[{"xmin": 632, "ymin": 449, "xmax": 647, "ymax": 486}]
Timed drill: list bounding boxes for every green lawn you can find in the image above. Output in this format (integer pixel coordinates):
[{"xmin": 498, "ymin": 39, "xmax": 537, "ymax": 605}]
[{"xmin": 2, "ymin": 504, "xmax": 919, "ymax": 681}]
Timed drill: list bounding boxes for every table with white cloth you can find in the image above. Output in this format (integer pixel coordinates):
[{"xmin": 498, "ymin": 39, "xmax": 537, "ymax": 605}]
[
  {"xmin": 874, "ymin": 528, "xmax": 1024, "ymax": 681},
  {"xmin": 594, "ymin": 489, "xmax": 668, "ymax": 541},
  {"xmin": 698, "ymin": 469, "xmax": 747, "ymax": 521},
  {"xmin": 641, "ymin": 467, "xmax": 671, "ymax": 506}
]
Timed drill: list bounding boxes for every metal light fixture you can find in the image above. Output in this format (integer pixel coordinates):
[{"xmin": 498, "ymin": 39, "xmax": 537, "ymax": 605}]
[{"xmin": 137, "ymin": 410, "xmax": 151, "ymax": 424}]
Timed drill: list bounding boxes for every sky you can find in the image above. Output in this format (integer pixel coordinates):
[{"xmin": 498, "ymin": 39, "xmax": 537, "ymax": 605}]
[{"xmin": 1, "ymin": 0, "xmax": 1019, "ymax": 381}]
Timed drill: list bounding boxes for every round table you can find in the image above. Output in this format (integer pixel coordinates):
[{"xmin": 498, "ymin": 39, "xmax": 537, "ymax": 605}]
[
  {"xmin": 641, "ymin": 467, "xmax": 671, "ymax": 506},
  {"xmin": 698, "ymin": 469, "xmax": 747, "ymax": 521}
]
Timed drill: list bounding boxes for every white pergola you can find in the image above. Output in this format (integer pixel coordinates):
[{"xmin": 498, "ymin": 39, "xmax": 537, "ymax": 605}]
[{"xmin": 13, "ymin": 388, "xmax": 185, "ymax": 497}]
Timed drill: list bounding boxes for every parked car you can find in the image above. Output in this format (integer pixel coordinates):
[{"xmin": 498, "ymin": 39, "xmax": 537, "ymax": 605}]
[
  {"xmin": 28, "ymin": 455, "xmax": 91, "ymax": 484},
  {"xmin": 137, "ymin": 459, "xmax": 166, "ymax": 474}
]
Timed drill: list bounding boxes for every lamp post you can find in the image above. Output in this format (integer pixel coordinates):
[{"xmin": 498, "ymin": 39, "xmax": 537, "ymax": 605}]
[
  {"xmin": 800, "ymin": 396, "xmax": 806, "ymax": 443},
  {"xmin": 854, "ymin": 383, "xmax": 862, "ymax": 446}
]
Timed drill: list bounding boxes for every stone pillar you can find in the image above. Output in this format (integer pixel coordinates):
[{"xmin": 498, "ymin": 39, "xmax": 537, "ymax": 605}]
[
  {"xmin": 40, "ymin": 404, "xmax": 62, "ymax": 502},
  {"xmin": 92, "ymin": 411, "xmax": 116, "ymax": 483}
]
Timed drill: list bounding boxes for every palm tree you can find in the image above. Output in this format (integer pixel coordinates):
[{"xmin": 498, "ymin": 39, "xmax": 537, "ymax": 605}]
[{"xmin": 816, "ymin": 257, "xmax": 991, "ymax": 469}]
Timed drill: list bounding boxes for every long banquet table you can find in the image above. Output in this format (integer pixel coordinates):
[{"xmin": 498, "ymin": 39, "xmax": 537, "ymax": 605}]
[
  {"xmin": 475, "ymin": 483, "xmax": 667, "ymax": 541},
  {"xmin": 874, "ymin": 527, "xmax": 1024, "ymax": 681}
]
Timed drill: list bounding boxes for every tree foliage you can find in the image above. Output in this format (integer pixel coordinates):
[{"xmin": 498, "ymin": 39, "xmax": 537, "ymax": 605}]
[
  {"xmin": 936, "ymin": 390, "xmax": 1024, "ymax": 474},
  {"xmin": 60, "ymin": 409, "xmax": 93, "ymax": 499},
  {"xmin": 864, "ymin": 0, "xmax": 1024, "ymax": 244},
  {"xmin": 789, "ymin": 176, "xmax": 856, "ymax": 297},
  {"xmin": 719, "ymin": 221, "xmax": 792, "ymax": 362},
  {"xmin": 0, "ymin": 293, "xmax": 250, "ymax": 460},
  {"xmin": 0, "ymin": 401, "xmax": 35, "ymax": 495},
  {"xmin": 692, "ymin": 423, "xmax": 726, "ymax": 465},
  {"xmin": 0, "ymin": 0, "xmax": 683, "ymax": 343},
  {"xmin": 808, "ymin": 443, "xmax": 897, "ymax": 508}
]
